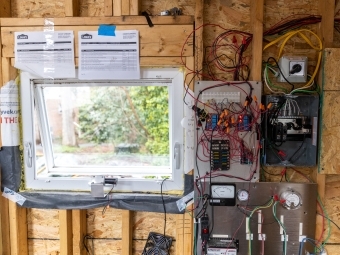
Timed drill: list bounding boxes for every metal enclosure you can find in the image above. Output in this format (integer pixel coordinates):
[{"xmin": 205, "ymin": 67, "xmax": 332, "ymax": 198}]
[
  {"xmin": 262, "ymin": 95, "xmax": 319, "ymax": 166},
  {"xmin": 195, "ymin": 182, "xmax": 317, "ymax": 255}
]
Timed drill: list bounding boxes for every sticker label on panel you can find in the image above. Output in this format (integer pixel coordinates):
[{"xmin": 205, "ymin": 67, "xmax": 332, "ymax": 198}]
[{"xmin": 207, "ymin": 248, "xmax": 237, "ymax": 255}]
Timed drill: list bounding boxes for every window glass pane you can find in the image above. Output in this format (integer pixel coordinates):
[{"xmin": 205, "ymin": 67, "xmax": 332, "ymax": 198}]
[{"xmin": 39, "ymin": 85, "xmax": 170, "ymax": 169}]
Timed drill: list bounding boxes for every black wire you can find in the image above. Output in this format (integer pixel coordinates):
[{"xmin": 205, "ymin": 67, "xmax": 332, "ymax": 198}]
[
  {"xmin": 83, "ymin": 235, "xmax": 94, "ymax": 255},
  {"xmin": 288, "ymin": 135, "xmax": 305, "ymax": 162},
  {"xmin": 267, "ymin": 57, "xmax": 295, "ymax": 92},
  {"xmin": 161, "ymin": 178, "xmax": 168, "ymax": 237},
  {"xmin": 317, "ymin": 212, "xmax": 340, "ymax": 232}
]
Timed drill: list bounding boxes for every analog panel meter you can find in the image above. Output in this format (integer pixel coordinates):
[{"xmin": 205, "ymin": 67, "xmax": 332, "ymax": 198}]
[
  {"xmin": 280, "ymin": 189, "xmax": 302, "ymax": 210},
  {"xmin": 237, "ymin": 189, "xmax": 249, "ymax": 201},
  {"xmin": 210, "ymin": 183, "xmax": 236, "ymax": 206}
]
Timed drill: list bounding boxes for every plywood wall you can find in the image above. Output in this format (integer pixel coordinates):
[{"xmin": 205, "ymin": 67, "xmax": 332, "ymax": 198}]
[
  {"xmin": 3, "ymin": 0, "xmax": 340, "ymax": 254},
  {"xmin": 26, "ymin": 208, "xmax": 178, "ymax": 255}
]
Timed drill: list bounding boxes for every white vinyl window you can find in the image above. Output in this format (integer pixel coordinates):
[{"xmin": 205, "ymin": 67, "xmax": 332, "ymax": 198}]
[{"xmin": 21, "ymin": 68, "xmax": 184, "ymax": 193}]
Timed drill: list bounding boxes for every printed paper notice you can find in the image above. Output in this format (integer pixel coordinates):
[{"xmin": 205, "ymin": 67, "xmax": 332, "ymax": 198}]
[
  {"xmin": 78, "ymin": 31, "xmax": 140, "ymax": 80},
  {"xmin": 1, "ymin": 80, "xmax": 20, "ymax": 146},
  {"xmin": 14, "ymin": 31, "xmax": 75, "ymax": 78}
]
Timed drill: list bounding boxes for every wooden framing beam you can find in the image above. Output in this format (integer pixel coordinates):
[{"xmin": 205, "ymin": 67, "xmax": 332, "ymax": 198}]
[
  {"xmin": 0, "ymin": 0, "xmax": 11, "ymax": 17},
  {"xmin": 65, "ymin": 0, "xmax": 80, "ymax": 17},
  {"xmin": 0, "ymin": 17, "xmax": 194, "ymax": 26},
  {"xmin": 121, "ymin": 0, "xmax": 130, "ymax": 16},
  {"xmin": 319, "ymin": 0, "xmax": 335, "ymax": 48},
  {"xmin": 122, "ymin": 210, "xmax": 132, "ymax": 255},
  {"xmin": 0, "ymin": 197, "xmax": 10, "ymax": 255},
  {"xmin": 175, "ymin": 214, "xmax": 185, "ymax": 254},
  {"xmin": 59, "ymin": 210, "xmax": 73, "ymax": 255},
  {"xmin": 1, "ymin": 25, "xmax": 193, "ymax": 58},
  {"xmin": 113, "ymin": 0, "xmax": 122, "ymax": 16},
  {"xmin": 130, "ymin": 0, "xmax": 140, "ymax": 15},
  {"xmin": 104, "ymin": 0, "xmax": 114, "ymax": 16},
  {"xmin": 250, "ymin": 0, "xmax": 264, "ymax": 81},
  {"xmin": 9, "ymin": 202, "xmax": 27, "ymax": 255},
  {"xmin": 72, "ymin": 210, "xmax": 87, "ymax": 255},
  {"xmin": 194, "ymin": 0, "xmax": 204, "ymax": 80}
]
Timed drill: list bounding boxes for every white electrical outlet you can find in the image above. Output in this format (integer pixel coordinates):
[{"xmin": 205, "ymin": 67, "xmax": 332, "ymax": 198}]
[{"xmin": 277, "ymin": 56, "xmax": 308, "ymax": 83}]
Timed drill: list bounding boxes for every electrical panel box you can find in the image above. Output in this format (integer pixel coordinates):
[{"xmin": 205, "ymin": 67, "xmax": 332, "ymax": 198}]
[
  {"xmin": 277, "ymin": 56, "xmax": 308, "ymax": 83},
  {"xmin": 194, "ymin": 182, "xmax": 317, "ymax": 255},
  {"xmin": 194, "ymin": 81, "xmax": 262, "ymax": 182},
  {"xmin": 262, "ymin": 94, "xmax": 319, "ymax": 166}
]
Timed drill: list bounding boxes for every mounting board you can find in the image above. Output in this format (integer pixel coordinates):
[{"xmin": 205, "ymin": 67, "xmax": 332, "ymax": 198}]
[{"xmin": 194, "ymin": 81, "xmax": 262, "ymax": 182}]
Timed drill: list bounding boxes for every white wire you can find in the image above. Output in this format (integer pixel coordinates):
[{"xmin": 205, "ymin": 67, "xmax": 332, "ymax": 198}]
[
  {"xmin": 264, "ymin": 65, "xmax": 285, "ymax": 95},
  {"xmin": 289, "ymin": 75, "xmax": 315, "ymax": 94}
]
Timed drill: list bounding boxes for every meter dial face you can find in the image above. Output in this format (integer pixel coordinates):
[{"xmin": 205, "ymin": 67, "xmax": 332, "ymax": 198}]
[
  {"xmin": 211, "ymin": 184, "xmax": 235, "ymax": 198},
  {"xmin": 237, "ymin": 189, "xmax": 249, "ymax": 201},
  {"xmin": 280, "ymin": 190, "xmax": 302, "ymax": 210}
]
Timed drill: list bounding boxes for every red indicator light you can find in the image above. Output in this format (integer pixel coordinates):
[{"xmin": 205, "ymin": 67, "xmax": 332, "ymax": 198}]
[{"xmin": 203, "ymin": 228, "xmax": 209, "ymax": 234}]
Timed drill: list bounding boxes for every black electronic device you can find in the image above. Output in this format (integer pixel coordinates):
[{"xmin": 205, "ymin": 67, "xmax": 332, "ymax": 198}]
[{"xmin": 142, "ymin": 232, "xmax": 173, "ymax": 255}]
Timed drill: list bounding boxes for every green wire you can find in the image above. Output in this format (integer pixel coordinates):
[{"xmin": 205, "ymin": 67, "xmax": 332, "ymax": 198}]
[
  {"xmin": 264, "ymin": 64, "xmax": 289, "ymax": 93},
  {"xmin": 317, "ymin": 193, "xmax": 331, "ymax": 252},
  {"xmin": 273, "ymin": 202, "xmax": 287, "ymax": 255}
]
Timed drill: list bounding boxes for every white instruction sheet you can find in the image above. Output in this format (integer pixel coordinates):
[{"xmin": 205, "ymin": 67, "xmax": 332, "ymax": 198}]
[
  {"xmin": 78, "ymin": 30, "xmax": 140, "ymax": 80},
  {"xmin": 14, "ymin": 31, "xmax": 75, "ymax": 78},
  {"xmin": 0, "ymin": 80, "xmax": 20, "ymax": 146}
]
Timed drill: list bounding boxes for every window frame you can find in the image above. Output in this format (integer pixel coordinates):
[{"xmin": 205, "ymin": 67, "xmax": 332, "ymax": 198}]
[{"xmin": 21, "ymin": 68, "xmax": 184, "ymax": 193}]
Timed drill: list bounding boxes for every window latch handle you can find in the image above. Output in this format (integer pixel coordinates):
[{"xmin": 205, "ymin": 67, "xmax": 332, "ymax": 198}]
[
  {"xmin": 174, "ymin": 143, "xmax": 181, "ymax": 169},
  {"xmin": 25, "ymin": 142, "xmax": 32, "ymax": 167}
]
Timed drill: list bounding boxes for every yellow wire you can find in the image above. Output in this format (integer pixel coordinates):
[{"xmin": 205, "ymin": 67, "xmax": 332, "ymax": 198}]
[{"xmin": 263, "ymin": 29, "xmax": 323, "ymax": 92}]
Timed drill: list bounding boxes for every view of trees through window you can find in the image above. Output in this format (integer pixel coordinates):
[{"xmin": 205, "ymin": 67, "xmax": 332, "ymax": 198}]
[{"xmin": 36, "ymin": 85, "xmax": 170, "ymax": 171}]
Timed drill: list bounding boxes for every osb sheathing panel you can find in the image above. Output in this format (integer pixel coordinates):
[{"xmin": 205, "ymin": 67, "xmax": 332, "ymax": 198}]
[
  {"xmin": 323, "ymin": 49, "xmax": 340, "ymax": 90},
  {"xmin": 27, "ymin": 209, "xmax": 59, "ymax": 239},
  {"xmin": 79, "ymin": 0, "xmax": 105, "ymax": 16},
  {"xmin": 28, "ymin": 239, "xmax": 60, "ymax": 255},
  {"xmin": 133, "ymin": 211, "xmax": 177, "ymax": 239},
  {"xmin": 324, "ymin": 175, "xmax": 340, "ymax": 243},
  {"xmin": 320, "ymin": 91, "xmax": 340, "ymax": 174},
  {"xmin": 11, "ymin": 0, "xmax": 105, "ymax": 17},
  {"xmin": 202, "ymin": 0, "xmax": 251, "ymax": 81},
  {"xmin": 141, "ymin": 0, "xmax": 195, "ymax": 15},
  {"xmin": 262, "ymin": 166, "xmax": 315, "ymax": 182},
  {"xmin": 82, "ymin": 240, "xmax": 176, "ymax": 255},
  {"xmin": 11, "ymin": 1, "xmax": 65, "ymax": 18},
  {"xmin": 264, "ymin": 0, "xmax": 318, "ymax": 30},
  {"xmin": 87, "ymin": 208, "xmax": 122, "ymax": 238}
]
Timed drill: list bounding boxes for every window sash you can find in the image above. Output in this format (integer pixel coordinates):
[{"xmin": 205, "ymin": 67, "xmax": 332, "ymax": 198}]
[{"xmin": 21, "ymin": 68, "xmax": 184, "ymax": 193}]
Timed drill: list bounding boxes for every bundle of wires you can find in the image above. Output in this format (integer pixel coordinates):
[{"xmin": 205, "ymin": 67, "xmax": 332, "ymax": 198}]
[
  {"xmin": 264, "ymin": 15, "xmax": 321, "ymax": 36},
  {"xmin": 204, "ymin": 30, "xmax": 252, "ymax": 81},
  {"xmin": 263, "ymin": 29, "xmax": 322, "ymax": 95}
]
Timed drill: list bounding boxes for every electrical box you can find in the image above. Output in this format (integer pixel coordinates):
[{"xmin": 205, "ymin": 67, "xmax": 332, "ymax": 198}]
[
  {"xmin": 262, "ymin": 94, "xmax": 319, "ymax": 166},
  {"xmin": 277, "ymin": 56, "xmax": 308, "ymax": 83}
]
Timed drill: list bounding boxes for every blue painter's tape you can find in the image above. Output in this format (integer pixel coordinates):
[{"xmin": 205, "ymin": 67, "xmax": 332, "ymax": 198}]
[{"xmin": 98, "ymin": 25, "xmax": 116, "ymax": 36}]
